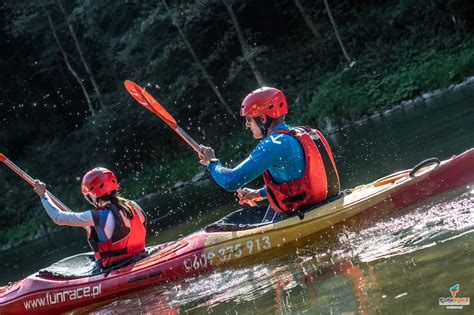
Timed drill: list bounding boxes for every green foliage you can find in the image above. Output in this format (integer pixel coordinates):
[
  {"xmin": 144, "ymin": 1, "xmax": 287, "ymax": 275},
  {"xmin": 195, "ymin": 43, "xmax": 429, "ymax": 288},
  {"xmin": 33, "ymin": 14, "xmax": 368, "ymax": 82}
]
[
  {"xmin": 306, "ymin": 41, "xmax": 474, "ymax": 123},
  {"xmin": 1, "ymin": 0, "xmax": 473, "ymax": 246}
]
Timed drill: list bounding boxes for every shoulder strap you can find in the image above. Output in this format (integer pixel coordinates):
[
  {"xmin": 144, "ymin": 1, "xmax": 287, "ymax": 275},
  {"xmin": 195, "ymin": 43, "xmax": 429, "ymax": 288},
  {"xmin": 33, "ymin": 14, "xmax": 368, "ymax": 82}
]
[
  {"xmin": 109, "ymin": 203, "xmax": 127, "ymax": 225},
  {"xmin": 130, "ymin": 201, "xmax": 147, "ymax": 227},
  {"xmin": 270, "ymin": 128, "xmax": 290, "ymax": 135},
  {"xmin": 106, "ymin": 203, "xmax": 131, "ymax": 243}
]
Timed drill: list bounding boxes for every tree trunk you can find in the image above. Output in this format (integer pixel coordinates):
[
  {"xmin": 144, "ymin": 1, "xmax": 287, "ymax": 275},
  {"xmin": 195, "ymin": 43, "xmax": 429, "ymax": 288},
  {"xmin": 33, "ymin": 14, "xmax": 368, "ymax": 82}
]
[
  {"xmin": 57, "ymin": 0, "xmax": 104, "ymax": 110},
  {"xmin": 162, "ymin": 0, "xmax": 235, "ymax": 118},
  {"xmin": 294, "ymin": 0, "xmax": 320, "ymax": 39},
  {"xmin": 41, "ymin": 3, "xmax": 95, "ymax": 114},
  {"xmin": 221, "ymin": 0, "xmax": 266, "ymax": 87},
  {"xmin": 323, "ymin": 0, "xmax": 354, "ymax": 66}
]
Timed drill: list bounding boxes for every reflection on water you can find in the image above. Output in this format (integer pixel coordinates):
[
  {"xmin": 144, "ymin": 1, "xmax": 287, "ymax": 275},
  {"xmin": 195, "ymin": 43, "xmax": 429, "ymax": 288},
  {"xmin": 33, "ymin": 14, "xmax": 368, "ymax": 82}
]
[
  {"xmin": 335, "ymin": 190, "xmax": 474, "ymax": 262},
  {"xmin": 88, "ymin": 190, "xmax": 473, "ymax": 314}
]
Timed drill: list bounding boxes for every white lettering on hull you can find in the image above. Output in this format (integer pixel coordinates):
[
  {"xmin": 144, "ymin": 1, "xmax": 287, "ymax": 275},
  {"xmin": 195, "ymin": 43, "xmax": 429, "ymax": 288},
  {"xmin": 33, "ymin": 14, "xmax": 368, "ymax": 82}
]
[
  {"xmin": 183, "ymin": 235, "xmax": 272, "ymax": 271},
  {"xmin": 23, "ymin": 284, "xmax": 102, "ymax": 310}
]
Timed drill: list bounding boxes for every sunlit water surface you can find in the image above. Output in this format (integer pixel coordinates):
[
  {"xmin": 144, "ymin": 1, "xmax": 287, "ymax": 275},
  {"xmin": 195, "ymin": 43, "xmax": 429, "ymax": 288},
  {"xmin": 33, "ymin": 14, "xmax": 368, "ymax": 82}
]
[{"xmin": 82, "ymin": 190, "xmax": 473, "ymax": 315}]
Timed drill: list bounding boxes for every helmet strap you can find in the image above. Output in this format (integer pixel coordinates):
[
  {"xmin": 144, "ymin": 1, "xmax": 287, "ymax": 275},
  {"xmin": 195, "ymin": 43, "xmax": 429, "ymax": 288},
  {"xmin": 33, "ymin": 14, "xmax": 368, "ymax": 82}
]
[
  {"xmin": 84, "ymin": 193, "xmax": 98, "ymax": 207},
  {"xmin": 256, "ymin": 116, "xmax": 274, "ymax": 136}
]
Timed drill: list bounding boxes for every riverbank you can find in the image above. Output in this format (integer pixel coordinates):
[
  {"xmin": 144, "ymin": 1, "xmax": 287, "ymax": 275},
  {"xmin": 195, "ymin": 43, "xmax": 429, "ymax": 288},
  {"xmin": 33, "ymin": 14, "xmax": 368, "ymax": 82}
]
[
  {"xmin": 2, "ymin": 75, "xmax": 473, "ymax": 252},
  {"xmin": 331, "ymin": 75, "xmax": 474, "ymax": 133}
]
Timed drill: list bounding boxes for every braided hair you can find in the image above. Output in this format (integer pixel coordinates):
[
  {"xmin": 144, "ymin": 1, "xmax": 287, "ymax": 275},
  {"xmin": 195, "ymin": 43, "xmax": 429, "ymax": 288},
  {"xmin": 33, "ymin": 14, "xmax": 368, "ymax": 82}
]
[{"xmin": 97, "ymin": 191, "xmax": 134, "ymax": 219}]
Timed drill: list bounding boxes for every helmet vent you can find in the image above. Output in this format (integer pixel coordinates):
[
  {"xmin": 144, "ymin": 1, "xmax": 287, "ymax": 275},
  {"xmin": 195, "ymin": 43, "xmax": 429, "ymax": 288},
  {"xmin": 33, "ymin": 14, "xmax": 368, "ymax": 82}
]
[
  {"xmin": 280, "ymin": 102, "xmax": 283, "ymax": 107},
  {"xmin": 100, "ymin": 183, "xmax": 104, "ymax": 189},
  {"xmin": 90, "ymin": 186, "xmax": 94, "ymax": 191},
  {"xmin": 268, "ymin": 104, "xmax": 274, "ymax": 109},
  {"xmin": 112, "ymin": 180, "xmax": 116, "ymax": 183}
]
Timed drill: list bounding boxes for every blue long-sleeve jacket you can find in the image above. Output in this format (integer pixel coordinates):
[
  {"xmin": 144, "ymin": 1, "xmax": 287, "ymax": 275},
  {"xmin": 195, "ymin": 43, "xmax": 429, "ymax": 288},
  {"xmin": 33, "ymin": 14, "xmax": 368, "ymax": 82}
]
[{"xmin": 207, "ymin": 122, "xmax": 305, "ymax": 197}]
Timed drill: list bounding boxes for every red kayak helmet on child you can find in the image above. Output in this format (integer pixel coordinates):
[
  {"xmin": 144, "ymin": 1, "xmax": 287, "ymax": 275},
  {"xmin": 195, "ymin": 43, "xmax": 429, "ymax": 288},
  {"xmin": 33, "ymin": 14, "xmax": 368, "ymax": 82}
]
[
  {"xmin": 240, "ymin": 87, "xmax": 288, "ymax": 119},
  {"xmin": 81, "ymin": 167, "xmax": 118, "ymax": 206}
]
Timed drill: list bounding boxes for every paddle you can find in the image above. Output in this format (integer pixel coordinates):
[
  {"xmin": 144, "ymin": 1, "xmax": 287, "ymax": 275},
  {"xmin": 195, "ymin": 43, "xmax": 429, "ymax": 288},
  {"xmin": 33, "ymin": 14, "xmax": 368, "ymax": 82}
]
[
  {"xmin": 0, "ymin": 153, "xmax": 73, "ymax": 213},
  {"xmin": 124, "ymin": 80, "xmax": 257, "ymax": 207}
]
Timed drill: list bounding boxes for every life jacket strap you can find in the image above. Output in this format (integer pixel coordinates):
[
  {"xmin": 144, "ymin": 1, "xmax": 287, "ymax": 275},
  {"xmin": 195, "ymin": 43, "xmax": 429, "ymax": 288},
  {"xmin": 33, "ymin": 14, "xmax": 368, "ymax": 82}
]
[
  {"xmin": 282, "ymin": 192, "xmax": 307, "ymax": 204},
  {"xmin": 99, "ymin": 248, "xmax": 128, "ymax": 259}
]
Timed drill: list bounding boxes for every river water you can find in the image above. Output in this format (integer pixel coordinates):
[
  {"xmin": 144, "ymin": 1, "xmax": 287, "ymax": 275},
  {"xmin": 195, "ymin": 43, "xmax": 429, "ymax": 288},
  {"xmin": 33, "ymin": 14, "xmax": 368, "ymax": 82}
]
[{"xmin": 1, "ymin": 82, "xmax": 473, "ymax": 314}]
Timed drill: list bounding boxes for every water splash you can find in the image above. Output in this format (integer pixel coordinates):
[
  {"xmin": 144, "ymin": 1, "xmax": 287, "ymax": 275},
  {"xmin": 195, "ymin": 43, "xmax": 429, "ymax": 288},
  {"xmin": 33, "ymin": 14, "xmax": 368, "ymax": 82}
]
[{"xmin": 333, "ymin": 192, "xmax": 473, "ymax": 262}]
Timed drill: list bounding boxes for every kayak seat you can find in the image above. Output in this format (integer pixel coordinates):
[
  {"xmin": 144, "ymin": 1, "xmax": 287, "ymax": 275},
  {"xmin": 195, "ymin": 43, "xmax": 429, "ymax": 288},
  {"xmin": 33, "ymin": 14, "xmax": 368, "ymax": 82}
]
[
  {"xmin": 37, "ymin": 247, "xmax": 159, "ymax": 280},
  {"xmin": 205, "ymin": 205, "xmax": 286, "ymax": 232}
]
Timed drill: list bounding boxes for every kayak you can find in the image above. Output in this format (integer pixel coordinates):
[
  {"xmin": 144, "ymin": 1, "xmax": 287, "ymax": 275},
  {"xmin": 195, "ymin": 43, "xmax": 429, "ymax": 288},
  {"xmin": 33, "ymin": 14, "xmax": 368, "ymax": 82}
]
[{"xmin": 1, "ymin": 148, "xmax": 473, "ymax": 314}]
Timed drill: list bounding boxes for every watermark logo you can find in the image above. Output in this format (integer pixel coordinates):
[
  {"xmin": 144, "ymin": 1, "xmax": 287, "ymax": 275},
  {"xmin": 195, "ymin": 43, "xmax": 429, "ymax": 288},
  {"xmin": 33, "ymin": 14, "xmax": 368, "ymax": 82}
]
[
  {"xmin": 450, "ymin": 284, "xmax": 459, "ymax": 298},
  {"xmin": 439, "ymin": 283, "xmax": 470, "ymax": 310}
]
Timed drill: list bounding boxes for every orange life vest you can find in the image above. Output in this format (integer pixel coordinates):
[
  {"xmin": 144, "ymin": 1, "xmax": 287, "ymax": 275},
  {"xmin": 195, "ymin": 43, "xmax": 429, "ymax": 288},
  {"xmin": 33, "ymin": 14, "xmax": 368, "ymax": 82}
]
[
  {"xmin": 263, "ymin": 127, "xmax": 340, "ymax": 213},
  {"xmin": 87, "ymin": 203, "xmax": 147, "ymax": 267}
]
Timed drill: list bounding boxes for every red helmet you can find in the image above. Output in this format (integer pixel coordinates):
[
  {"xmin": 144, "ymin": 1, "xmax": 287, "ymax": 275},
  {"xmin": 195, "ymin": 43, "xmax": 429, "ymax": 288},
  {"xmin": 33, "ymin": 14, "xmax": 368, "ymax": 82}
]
[
  {"xmin": 81, "ymin": 167, "xmax": 118, "ymax": 206},
  {"xmin": 240, "ymin": 87, "xmax": 288, "ymax": 119}
]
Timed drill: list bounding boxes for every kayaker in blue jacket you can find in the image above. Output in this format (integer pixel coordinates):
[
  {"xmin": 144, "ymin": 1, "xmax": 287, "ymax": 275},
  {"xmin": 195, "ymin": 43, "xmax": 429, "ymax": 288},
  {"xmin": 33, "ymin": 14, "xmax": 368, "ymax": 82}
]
[
  {"xmin": 199, "ymin": 87, "xmax": 340, "ymax": 214},
  {"xmin": 33, "ymin": 167, "xmax": 147, "ymax": 268}
]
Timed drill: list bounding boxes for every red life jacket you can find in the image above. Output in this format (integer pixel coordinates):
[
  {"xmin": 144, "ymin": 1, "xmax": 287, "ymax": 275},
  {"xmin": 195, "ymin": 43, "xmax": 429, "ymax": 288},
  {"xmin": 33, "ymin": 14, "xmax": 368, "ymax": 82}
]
[
  {"xmin": 263, "ymin": 127, "xmax": 340, "ymax": 214},
  {"xmin": 87, "ymin": 202, "xmax": 147, "ymax": 268}
]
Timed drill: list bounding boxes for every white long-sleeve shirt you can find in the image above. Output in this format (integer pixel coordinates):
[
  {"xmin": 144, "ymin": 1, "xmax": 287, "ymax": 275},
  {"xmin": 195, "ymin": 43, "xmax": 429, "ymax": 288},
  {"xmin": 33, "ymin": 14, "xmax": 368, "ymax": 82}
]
[
  {"xmin": 40, "ymin": 195, "xmax": 145, "ymax": 242},
  {"xmin": 41, "ymin": 195, "xmax": 93, "ymax": 225}
]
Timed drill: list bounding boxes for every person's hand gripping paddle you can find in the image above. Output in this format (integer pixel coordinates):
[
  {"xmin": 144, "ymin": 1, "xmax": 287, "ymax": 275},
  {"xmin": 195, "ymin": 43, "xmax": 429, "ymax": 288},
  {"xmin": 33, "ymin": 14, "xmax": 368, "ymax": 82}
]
[{"xmin": 124, "ymin": 80, "xmax": 257, "ymax": 207}]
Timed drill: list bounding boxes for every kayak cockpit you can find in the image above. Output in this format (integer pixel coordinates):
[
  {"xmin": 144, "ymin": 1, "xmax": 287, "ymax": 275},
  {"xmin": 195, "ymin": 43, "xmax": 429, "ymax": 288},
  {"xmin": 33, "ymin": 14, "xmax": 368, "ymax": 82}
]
[
  {"xmin": 205, "ymin": 191, "xmax": 349, "ymax": 232},
  {"xmin": 37, "ymin": 247, "xmax": 159, "ymax": 280},
  {"xmin": 205, "ymin": 205, "xmax": 284, "ymax": 232}
]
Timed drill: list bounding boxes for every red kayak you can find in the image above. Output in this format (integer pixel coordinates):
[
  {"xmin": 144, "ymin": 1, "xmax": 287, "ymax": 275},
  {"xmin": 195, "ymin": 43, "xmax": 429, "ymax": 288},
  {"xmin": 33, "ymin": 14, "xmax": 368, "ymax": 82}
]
[{"xmin": 1, "ymin": 148, "xmax": 473, "ymax": 314}]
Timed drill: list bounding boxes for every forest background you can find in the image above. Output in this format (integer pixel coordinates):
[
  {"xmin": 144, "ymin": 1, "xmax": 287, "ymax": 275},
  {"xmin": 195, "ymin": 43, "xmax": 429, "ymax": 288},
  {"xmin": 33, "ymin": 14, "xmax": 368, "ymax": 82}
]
[{"xmin": 0, "ymin": 0, "xmax": 473, "ymax": 246}]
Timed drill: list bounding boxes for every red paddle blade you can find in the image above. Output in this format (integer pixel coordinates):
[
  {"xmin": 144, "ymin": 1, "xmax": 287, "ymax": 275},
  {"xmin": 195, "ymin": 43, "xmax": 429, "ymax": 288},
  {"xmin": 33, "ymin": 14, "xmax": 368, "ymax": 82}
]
[
  {"xmin": 124, "ymin": 80, "xmax": 177, "ymax": 129},
  {"xmin": 0, "ymin": 153, "xmax": 5, "ymax": 162}
]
